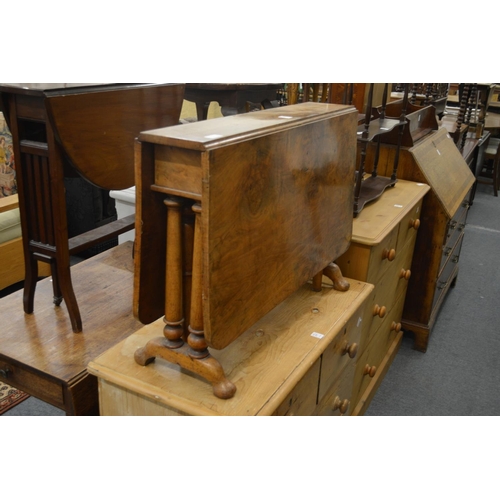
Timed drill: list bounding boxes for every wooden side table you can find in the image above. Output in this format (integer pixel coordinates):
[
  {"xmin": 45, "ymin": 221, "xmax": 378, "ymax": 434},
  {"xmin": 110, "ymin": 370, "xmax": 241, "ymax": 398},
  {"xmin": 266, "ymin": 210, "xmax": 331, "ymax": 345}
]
[
  {"xmin": 0, "ymin": 83, "xmax": 185, "ymax": 333},
  {"xmin": 133, "ymin": 102, "xmax": 358, "ymax": 398},
  {"xmin": 88, "ymin": 279, "xmax": 373, "ymax": 416}
]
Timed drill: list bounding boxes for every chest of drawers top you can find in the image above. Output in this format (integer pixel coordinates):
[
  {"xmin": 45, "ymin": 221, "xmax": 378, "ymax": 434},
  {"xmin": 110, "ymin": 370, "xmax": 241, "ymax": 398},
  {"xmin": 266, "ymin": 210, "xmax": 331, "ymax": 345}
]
[{"xmin": 350, "ymin": 179, "xmax": 430, "ymax": 247}]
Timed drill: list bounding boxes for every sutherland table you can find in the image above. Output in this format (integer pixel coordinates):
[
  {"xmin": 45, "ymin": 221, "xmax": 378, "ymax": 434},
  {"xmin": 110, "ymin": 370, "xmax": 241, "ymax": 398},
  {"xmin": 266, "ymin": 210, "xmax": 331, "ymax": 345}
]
[
  {"xmin": 133, "ymin": 102, "xmax": 358, "ymax": 398},
  {"xmin": 0, "ymin": 83, "xmax": 184, "ymax": 334},
  {"xmin": 0, "ymin": 242, "xmax": 143, "ymax": 415},
  {"xmin": 88, "ymin": 278, "xmax": 373, "ymax": 416}
]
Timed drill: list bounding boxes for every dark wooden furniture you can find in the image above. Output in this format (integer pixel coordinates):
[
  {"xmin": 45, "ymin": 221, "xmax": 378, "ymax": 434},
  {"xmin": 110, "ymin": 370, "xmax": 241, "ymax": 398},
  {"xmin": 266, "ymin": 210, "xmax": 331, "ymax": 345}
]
[
  {"xmin": 363, "ymin": 128, "xmax": 475, "ymax": 351},
  {"xmin": 133, "ymin": 102, "xmax": 358, "ymax": 398},
  {"xmin": 184, "ymin": 83, "xmax": 282, "ymax": 120},
  {"xmin": 0, "ymin": 83, "xmax": 185, "ymax": 333},
  {"xmin": 477, "ymin": 136, "xmax": 500, "ymax": 196},
  {"xmin": 0, "ymin": 242, "xmax": 143, "ymax": 415},
  {"xmin": 353, "ymin": 83, "xmax": 405, "ymax": 216},
  {"xmin": 392, "ymin": 84, "xmax": 449, "ymax": 118}
]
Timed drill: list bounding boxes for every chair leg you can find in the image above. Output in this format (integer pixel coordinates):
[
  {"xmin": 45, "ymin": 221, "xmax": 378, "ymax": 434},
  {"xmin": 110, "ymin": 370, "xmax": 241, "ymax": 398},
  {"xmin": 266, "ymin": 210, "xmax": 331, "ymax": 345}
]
[{"xmin": 494, "ymin": 159, "xmax": 499, "ymax": 197}]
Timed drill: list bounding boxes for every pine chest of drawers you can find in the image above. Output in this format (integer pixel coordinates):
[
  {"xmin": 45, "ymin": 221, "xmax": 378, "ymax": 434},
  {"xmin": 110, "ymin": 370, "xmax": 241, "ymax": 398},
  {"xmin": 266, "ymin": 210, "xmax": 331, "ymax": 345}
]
[
  {"xmin": 88, "ymin": 279, "xmax": 373, "ymax": 416},
  {"xmin": 335, "ymin": 179, "xmax": 430, "ymax": 415}
]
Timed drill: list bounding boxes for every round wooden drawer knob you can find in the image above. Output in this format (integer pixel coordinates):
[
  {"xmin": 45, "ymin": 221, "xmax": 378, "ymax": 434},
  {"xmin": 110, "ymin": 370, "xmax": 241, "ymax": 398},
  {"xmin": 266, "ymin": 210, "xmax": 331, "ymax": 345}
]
[
  {"xmin": 333, "ymin": 396, "xmax": 350, "ymax": 415},
  {"xmin": 399, "ymin": 268, "xmax": 411, "ymax": 280},
  {"xmin": 363, "ymin": 364, "xmax": 377, "ymax": 377},
  {"xmin": 342, "ymin": 341, "xmax": 358, "ymax": 359},
  {"xmin": 391, "ymin": 321, "xmax": 402, "ymax": 333},
  {"xmin": 382, "ymin": 248, "xmax": 396, "ymax": 261},
  {"xmin": 409, "ymin": 218, "xmax": 420, "ymax": 230},
  {"xmin": 373, "ymin": 304, "xmax": 386, "ymax": 318}
]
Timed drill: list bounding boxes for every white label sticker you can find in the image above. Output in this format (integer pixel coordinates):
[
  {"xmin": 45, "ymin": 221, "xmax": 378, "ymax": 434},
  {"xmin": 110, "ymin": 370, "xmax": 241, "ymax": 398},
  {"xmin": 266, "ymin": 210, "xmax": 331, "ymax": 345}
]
[
  {"xmin": 394, "ymin": 204, "xmax": 403, "ymax": 208},
  {"xmin": 278, "ymin": 115, "xmax": 293, "ymax": 119},
  {"xmin": 311, "ymin": 332, "xmax": 324, "ymax": 339}
]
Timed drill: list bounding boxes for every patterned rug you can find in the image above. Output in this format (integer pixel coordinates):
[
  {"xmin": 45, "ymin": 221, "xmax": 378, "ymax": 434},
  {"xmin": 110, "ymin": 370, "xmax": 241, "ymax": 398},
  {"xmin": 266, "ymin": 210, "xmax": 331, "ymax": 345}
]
[{"xmin": 0, "ymin": 382, "xmax": 30, "ymax": 415}]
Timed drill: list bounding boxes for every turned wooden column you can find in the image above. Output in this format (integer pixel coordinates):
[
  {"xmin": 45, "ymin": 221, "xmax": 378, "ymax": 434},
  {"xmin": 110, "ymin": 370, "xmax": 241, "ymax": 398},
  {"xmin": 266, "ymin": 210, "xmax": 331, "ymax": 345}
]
[
  {"xmin": 186, "ymin": 202, "xmax": 209, "ymax": 359},
  {"xmin": 163, "ymin": 197, "xmax": 185, "ymax": 348}
]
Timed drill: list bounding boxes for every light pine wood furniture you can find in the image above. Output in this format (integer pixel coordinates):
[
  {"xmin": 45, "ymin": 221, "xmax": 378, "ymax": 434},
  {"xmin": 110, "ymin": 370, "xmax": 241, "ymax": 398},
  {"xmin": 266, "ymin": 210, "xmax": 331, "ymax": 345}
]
[
  {"xmin": 0, "ymin": 242, "xmax": 144, "ymax": 415},
  {"xmin": 133, "ymin": 102, "xmax": 358, "ymax": 398},
  {"xmin": 335, "ymin": 179, "xmax": 430, "ymax": 414},
  {"xmin": 88, "ymin": 278, "xmax": 373, "ymax": 416},
  {"xmin": 0, "ymin": 83, "xmax": 185, "ymax": 333},
  {"xmin": 362, "ymin": 128, "xmax": 475, "ymax": 352}
]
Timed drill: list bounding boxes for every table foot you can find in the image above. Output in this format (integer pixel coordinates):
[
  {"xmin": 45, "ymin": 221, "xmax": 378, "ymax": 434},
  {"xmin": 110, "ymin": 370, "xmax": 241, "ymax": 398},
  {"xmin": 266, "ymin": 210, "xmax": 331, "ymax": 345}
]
[{"xmin": 135, "ymin": 337, "xmax": 236, "ymax": 399}]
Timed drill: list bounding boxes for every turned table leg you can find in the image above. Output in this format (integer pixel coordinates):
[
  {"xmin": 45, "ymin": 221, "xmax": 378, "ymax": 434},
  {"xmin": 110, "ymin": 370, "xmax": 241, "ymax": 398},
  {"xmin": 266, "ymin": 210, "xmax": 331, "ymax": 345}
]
[
  {"xmin": 135, "ymin": 200, "xmax": 236, "ymax": 399},
  {"xmin": 163, "ymin": 197, "xmax": 185, "ymax": 349}
]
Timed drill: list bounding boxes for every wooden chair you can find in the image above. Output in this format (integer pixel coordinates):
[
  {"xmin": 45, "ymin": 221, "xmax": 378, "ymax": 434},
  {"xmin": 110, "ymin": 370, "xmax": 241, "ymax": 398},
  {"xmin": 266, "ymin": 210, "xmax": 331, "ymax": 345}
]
[
  {"xmin": 285, "ymin": 83, "xmax": 367, "ymax": 112},
  {"xmin": 477, "ymin": 136, "xmax": 500, "ymax": 196}
]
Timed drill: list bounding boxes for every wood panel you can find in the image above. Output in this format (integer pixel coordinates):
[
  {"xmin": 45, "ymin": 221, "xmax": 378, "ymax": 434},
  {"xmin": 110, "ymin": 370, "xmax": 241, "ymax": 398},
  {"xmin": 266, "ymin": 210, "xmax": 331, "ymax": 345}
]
[
  {"xmin": 203, "ymin": 111, "xmax": 357, "ymax": 349},
  {"xmin": 45, "ymin": 84, "xmax": 185, "ymax": 190}
]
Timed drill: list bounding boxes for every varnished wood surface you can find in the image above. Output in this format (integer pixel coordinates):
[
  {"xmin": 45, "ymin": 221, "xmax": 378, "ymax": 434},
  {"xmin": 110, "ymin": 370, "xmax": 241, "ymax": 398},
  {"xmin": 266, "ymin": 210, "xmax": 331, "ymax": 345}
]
[
  {"xmin": 410, "ymin": 129, "xmax": 474, "ymax": 218},
  {"xmin": 0, "ymin": 242, "xmax": 143, "ymax": 414},
  {"xmin": 135, "ymin": 102, "xmax": 359, "ymax": 350},
  {"xmin": 44, "ymin": 84, "xmax": 185, "ymax": 190},
  {"xmin": 139, "ymin": 101, "xmax": 355, "ymax": 150},
  {"xmin": 89, "ymin": 279, "xmax": 374, "ymax": 416},
  {"xmin": 0, "ymin": 83, "xmax": 185, "ymax": 190},
  {"xmin": 346, "ymin": 179, "xmax": 430, "ymax": 246}
]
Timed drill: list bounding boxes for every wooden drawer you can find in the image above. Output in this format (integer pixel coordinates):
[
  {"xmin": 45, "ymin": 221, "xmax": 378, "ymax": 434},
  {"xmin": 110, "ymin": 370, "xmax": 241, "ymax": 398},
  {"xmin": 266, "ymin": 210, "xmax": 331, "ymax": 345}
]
[
  {"xmin": 317, "ymin": 301, "xmax": 367, "ymax": 402},
  {"xmin": 395, "ymin": 196, "xmax": 424, "ymax": 251},
  {"xmin": 440, "ymin": 208, "xmax": 467, "ymax": 275},
  {"xmin": 314, "ymin": 361, "xmax": 356, "ymax": 416},
  {"xmin": 364, "ymin": 237, "xmax": 414, "ymax": 336},
  {"xmin": 273, "ymin": 358, "xmax": 321, "ymax": 416},
  {"xmin": 0, "ymin": 357, "xmax": 64, "ymax": 409},
  {"xmin": 336, "ymin": 226, "xmax": 399, "ymax": 286},
  {"xmin": 352, "ymin": 293, "xmax": 406, "ymax": 407},
  {"xmin": 433, "ymin": 232, "xmax": 464, "ymax": 310}
]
